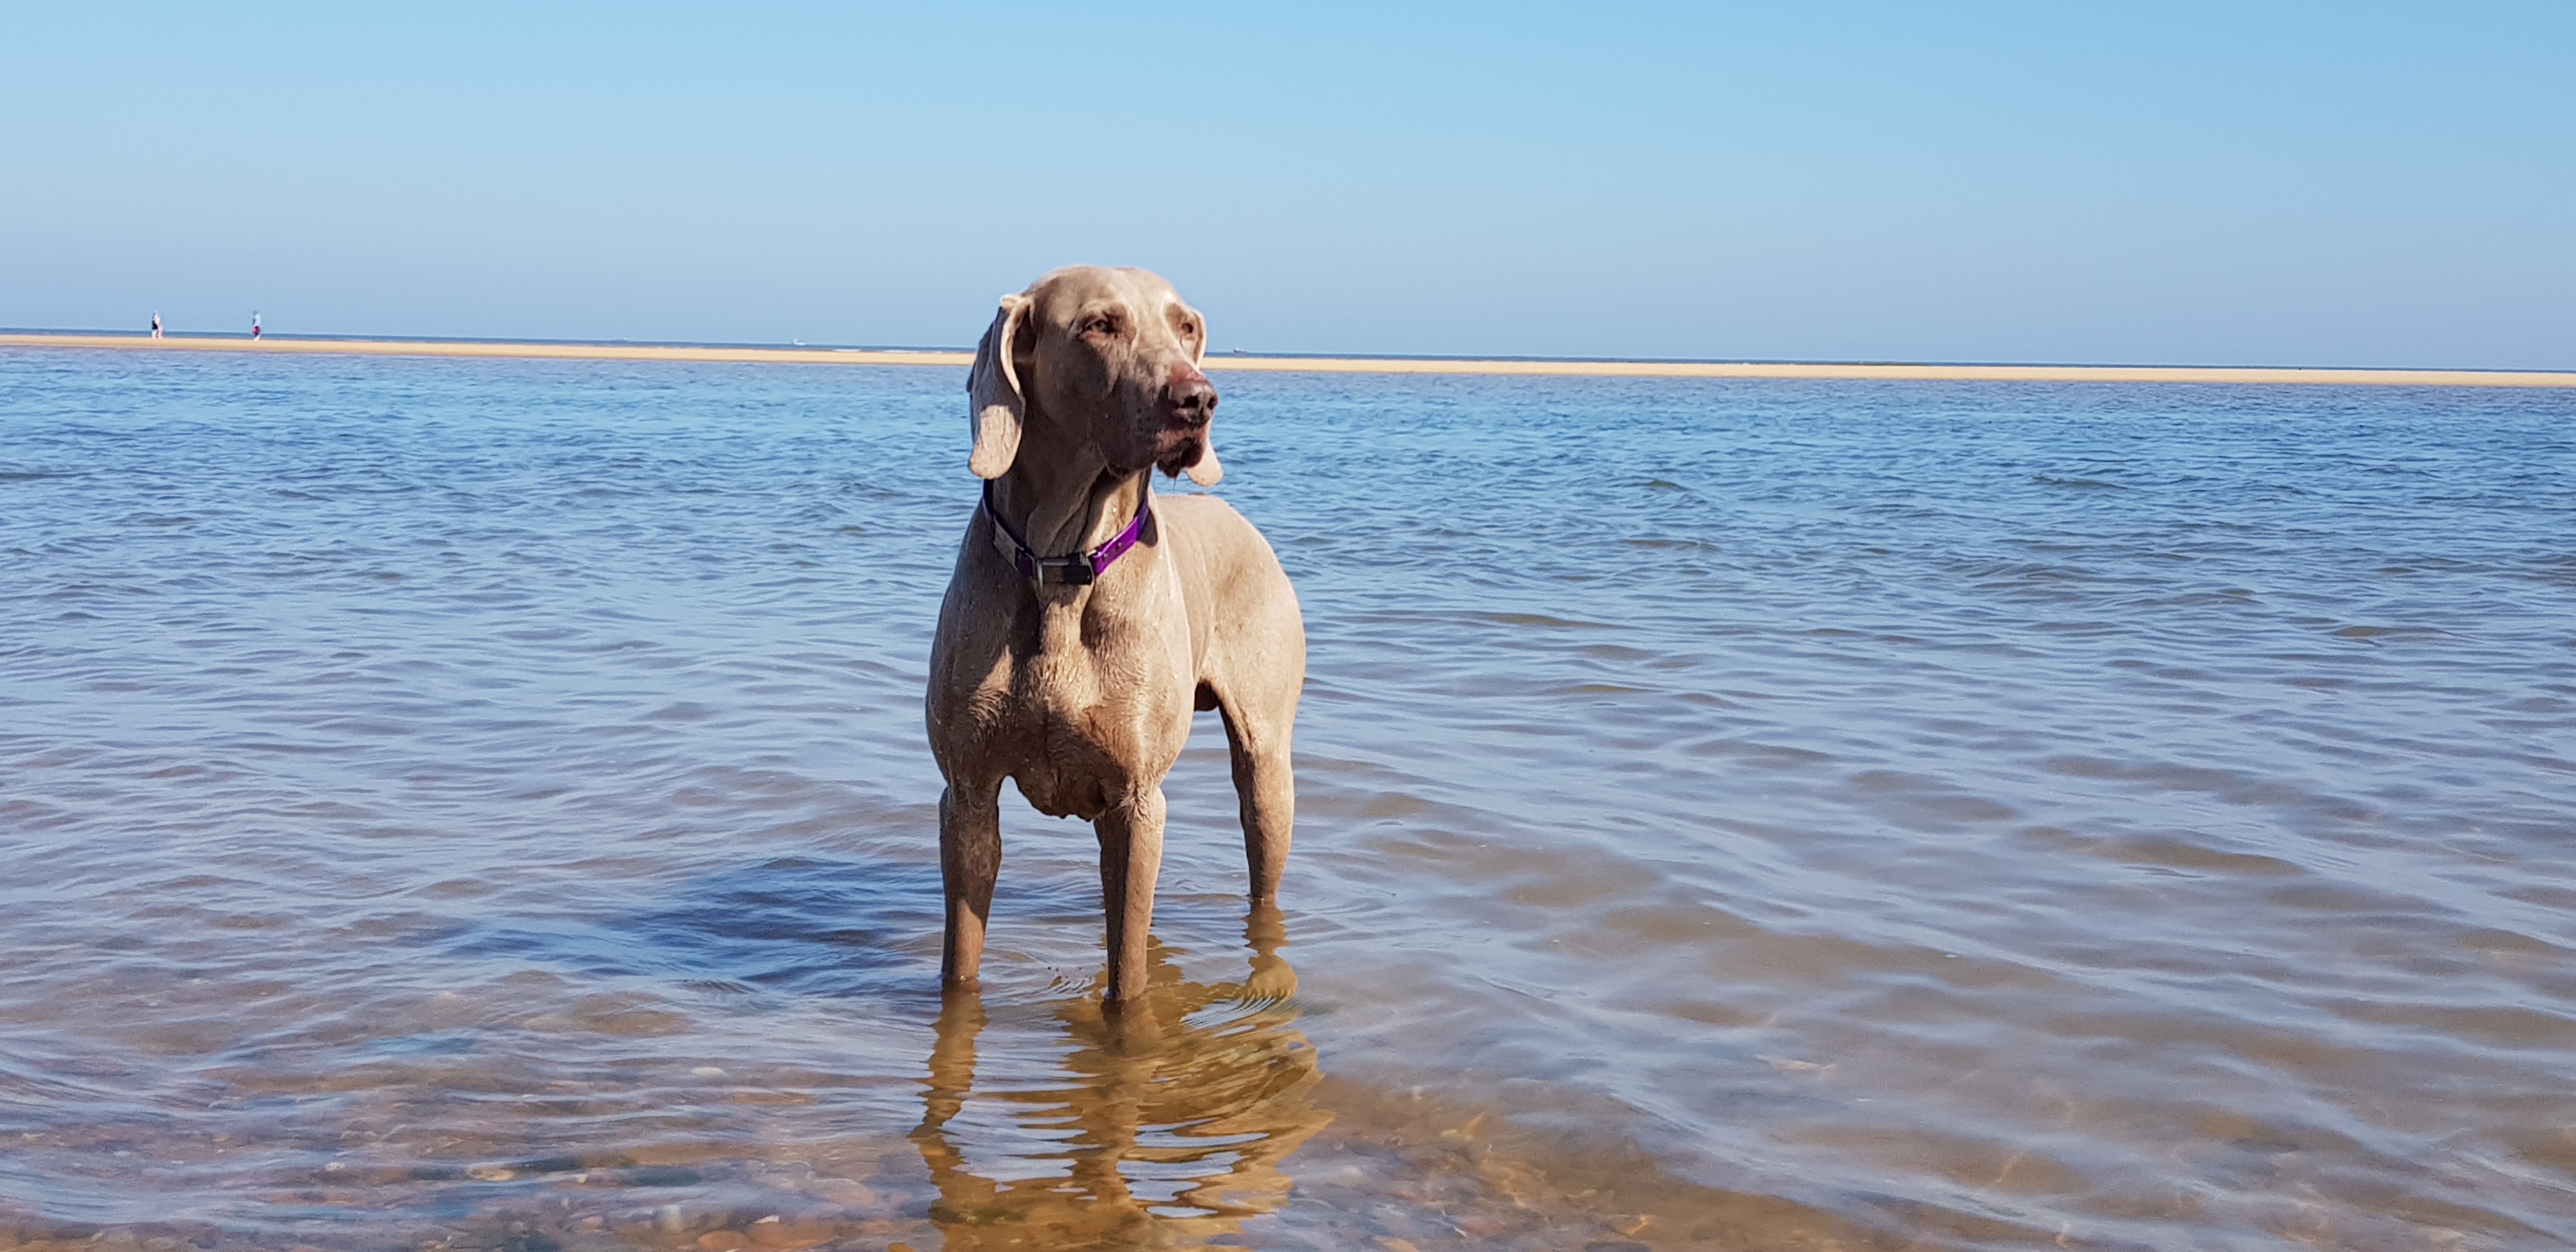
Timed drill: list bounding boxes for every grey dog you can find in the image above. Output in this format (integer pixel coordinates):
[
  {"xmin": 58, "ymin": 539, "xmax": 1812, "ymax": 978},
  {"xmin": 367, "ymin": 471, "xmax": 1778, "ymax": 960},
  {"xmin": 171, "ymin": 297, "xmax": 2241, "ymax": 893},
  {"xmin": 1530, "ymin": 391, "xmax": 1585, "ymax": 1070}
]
[{"xmin": 924, "ymin": 266, "xmax": 1305, "ymax": 1005}]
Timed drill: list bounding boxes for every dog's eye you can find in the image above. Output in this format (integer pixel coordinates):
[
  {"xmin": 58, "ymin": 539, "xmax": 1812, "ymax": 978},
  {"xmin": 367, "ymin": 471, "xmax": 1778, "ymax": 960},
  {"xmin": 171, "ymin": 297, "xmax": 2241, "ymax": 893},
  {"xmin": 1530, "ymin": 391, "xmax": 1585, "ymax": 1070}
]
[{"xmin": 1082, "ymin": 316, "xmax": 1119, "ymax": 337}]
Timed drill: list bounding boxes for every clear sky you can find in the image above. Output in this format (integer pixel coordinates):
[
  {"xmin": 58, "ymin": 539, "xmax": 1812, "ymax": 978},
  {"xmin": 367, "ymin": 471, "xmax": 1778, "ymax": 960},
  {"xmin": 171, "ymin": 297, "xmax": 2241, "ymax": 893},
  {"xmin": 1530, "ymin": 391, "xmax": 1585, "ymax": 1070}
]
[{"xmin": 4, "ymin": 3, "xmax": 2571, "ymax": 368}]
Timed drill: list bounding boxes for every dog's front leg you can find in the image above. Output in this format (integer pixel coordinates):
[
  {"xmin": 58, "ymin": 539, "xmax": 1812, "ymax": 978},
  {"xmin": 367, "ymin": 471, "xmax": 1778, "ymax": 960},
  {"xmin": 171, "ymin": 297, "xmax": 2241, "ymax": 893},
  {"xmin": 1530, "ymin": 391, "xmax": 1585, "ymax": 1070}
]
[
  {"xmin": 938, "ymin": 781, "xmax": 1003, "ymax": 989},
  {"xmin": 1094, "ymin": 785, "xmax": 1167, "ymax": 1005}
]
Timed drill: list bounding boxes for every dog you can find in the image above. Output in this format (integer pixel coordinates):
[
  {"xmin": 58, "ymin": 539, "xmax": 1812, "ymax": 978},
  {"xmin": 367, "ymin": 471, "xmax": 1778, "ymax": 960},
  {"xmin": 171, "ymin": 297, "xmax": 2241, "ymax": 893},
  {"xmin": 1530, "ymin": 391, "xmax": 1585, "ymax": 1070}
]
[{"xmin": 925, "ymin": 266, "xmax": 1305, "ymax": 1005}]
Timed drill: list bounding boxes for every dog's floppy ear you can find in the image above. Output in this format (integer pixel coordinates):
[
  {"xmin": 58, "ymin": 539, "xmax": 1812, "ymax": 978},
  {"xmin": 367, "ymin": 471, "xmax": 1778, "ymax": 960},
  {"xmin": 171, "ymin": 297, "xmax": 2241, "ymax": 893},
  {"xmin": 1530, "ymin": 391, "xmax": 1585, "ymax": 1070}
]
[
  {"xmin": 967, "ymin": 294, "xmax": 1030, "ymax": 478},
  {"xmin": 1179, "ymin": 303, "xmax": 1222, "ymax": 485},
  {"xmin": 1181, "ymin": 439, "xmax": 1224, "ymax": 487}
]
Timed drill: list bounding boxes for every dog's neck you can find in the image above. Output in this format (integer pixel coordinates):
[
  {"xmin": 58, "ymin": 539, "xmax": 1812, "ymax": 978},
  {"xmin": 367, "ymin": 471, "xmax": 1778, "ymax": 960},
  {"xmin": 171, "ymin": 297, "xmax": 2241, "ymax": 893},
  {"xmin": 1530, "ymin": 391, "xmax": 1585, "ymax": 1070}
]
[{"xmin": 984, "ymin": 448, "xmax": 1151, "ymax": 564}]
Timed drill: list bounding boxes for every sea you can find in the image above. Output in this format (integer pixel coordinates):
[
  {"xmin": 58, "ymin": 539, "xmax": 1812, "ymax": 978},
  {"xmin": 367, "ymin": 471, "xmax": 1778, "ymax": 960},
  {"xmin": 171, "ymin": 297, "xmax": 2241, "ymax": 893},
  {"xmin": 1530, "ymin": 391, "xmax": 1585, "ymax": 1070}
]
[{"xmin": 4, "ymin": 347, "xmax": 2573, "ymax": 1251}]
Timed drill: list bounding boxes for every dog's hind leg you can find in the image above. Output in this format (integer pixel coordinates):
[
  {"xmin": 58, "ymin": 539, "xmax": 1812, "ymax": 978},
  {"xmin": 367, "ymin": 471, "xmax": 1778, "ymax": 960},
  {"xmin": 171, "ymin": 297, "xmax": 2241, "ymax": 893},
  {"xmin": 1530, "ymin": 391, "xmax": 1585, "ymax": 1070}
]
[
  {"xmin": 1094, "ymin": 785, "xmax": 1167, "ymax": 1005},
  {"xmin": 939, "ymin": 781, "xmax": 1003, "ymax": 989}
]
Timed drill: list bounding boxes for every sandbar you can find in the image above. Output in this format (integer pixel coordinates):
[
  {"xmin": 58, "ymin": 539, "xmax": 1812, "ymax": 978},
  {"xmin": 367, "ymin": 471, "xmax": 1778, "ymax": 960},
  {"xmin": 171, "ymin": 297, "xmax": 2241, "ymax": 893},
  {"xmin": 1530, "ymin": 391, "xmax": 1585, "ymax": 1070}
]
[{"xmin": 3, "ymin": 332, "xmax": 2570, "ymax": 388}]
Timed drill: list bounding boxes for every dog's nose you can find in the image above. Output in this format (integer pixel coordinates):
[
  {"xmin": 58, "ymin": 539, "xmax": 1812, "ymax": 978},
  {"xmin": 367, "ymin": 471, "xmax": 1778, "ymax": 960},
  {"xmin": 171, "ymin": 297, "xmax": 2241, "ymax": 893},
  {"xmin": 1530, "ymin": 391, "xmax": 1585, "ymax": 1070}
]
[{"xmin": 1164, "ymin": 367, "xmax": 1217, "ymax": 426}]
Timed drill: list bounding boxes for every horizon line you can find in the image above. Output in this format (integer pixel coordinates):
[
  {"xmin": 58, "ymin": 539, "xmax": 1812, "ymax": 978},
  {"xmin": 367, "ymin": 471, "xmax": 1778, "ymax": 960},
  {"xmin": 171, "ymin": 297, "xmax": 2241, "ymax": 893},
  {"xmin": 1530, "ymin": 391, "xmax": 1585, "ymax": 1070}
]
[{"xmin": 3, "ymin": 330, "xmax": 2572, "ymax": 389}]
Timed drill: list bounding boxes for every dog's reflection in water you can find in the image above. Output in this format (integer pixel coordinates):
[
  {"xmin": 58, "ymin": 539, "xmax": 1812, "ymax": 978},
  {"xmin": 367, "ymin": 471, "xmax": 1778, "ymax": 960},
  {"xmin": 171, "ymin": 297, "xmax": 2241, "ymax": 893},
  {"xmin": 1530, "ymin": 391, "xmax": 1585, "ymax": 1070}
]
[{"xmin": 911, "ymin": 907, "xmax": 1328, "ymax": 1249}]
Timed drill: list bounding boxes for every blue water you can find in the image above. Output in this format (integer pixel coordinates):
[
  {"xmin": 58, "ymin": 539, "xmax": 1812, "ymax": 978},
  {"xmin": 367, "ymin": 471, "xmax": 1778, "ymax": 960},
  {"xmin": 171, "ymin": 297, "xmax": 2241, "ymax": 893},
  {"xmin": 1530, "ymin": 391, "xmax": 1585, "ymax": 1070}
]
[{"xmin": 4, "ymin": 347, "xmax": 2573, "ymax": 1250}]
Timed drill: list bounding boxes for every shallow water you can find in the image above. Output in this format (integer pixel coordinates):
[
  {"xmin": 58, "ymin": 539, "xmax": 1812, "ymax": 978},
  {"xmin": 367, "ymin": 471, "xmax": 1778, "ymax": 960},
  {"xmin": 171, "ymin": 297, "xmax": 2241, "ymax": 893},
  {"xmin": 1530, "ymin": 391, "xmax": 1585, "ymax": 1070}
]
[{"xmin": 3, "ymin": 348, "xmax": 2573, "ymax": 1251}]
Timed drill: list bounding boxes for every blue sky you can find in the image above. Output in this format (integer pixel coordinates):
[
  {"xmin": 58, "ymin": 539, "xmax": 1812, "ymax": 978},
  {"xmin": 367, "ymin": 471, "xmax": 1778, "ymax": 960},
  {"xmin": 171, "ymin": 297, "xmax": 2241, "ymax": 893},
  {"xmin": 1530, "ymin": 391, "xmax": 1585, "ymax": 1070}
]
[{"xmin": 4, "ymin": 3, "xmax": 2570, "ymax": 368}]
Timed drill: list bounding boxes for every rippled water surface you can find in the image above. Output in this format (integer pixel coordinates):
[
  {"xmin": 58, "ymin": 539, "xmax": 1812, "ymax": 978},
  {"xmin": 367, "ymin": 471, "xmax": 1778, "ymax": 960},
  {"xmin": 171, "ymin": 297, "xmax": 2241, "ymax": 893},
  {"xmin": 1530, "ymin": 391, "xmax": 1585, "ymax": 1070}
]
[{"xmin": 5, "ymin": 347, "xmax": 2575, "ymax": 1251}]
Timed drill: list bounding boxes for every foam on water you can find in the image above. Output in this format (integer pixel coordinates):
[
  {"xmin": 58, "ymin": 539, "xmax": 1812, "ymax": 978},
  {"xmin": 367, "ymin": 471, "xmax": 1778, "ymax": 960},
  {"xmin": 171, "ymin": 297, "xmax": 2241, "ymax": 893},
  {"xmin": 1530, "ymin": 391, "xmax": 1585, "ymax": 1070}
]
[{"xmin": 3, "ymin": 348, "xmax": 2573, "ymax": 1250}]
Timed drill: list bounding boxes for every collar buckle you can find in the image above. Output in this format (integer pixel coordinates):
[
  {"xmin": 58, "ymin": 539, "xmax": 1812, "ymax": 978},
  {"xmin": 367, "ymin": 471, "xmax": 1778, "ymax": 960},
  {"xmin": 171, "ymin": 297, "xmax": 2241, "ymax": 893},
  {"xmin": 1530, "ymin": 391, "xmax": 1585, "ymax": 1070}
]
[
  {"xmin": 983, "ymin": 480, "xmax": 1146, "ymax": 588},
  {"xmin": 1030, "ymin": 554, "xmax": 1096, "ymax": 586}
]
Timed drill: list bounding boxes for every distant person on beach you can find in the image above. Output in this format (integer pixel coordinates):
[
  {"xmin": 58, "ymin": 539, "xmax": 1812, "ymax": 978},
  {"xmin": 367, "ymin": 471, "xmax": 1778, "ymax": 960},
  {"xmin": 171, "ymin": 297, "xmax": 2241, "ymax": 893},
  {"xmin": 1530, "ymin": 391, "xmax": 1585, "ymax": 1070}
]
[
  {"xmin": 251, "ymin": 312, "xmax": 262, "ymax": 340},
  {"xmin": 150, "ymin": 314, "xmax": 162, "ymax": 339}
]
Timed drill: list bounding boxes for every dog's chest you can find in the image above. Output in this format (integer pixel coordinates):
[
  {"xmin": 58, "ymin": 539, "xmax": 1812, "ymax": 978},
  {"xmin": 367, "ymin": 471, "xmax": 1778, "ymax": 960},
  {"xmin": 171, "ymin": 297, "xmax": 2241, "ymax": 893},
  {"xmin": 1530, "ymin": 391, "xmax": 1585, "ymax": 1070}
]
[{"xmin": 967, "ymin": 601, "xmax": 1188, "ymax": 818}]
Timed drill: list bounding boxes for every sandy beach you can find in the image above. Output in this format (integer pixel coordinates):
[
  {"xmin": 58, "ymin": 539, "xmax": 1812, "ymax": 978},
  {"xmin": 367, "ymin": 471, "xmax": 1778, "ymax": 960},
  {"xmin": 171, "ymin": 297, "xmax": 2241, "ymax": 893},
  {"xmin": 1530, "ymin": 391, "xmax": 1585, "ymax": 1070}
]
[{"xmin": 4, "ymin": 331, "xmax": 2572, "ymax": 388}]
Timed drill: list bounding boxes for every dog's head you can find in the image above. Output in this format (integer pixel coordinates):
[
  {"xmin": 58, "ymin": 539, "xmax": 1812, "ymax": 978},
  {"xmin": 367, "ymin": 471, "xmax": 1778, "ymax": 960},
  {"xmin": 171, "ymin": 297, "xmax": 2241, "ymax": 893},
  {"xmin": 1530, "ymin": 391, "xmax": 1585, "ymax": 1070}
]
[{"xmin": 966, "ymin": 266, "xmax": 1220, "ymax": 486}]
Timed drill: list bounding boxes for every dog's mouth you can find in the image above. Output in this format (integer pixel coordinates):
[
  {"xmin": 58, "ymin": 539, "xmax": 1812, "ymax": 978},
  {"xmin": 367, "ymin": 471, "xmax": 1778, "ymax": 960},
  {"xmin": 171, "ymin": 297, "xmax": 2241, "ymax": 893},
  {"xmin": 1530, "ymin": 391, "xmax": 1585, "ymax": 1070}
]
[{"xmin": 1153, "ymin": 429, "xmax": 1204, "ymax": 478}]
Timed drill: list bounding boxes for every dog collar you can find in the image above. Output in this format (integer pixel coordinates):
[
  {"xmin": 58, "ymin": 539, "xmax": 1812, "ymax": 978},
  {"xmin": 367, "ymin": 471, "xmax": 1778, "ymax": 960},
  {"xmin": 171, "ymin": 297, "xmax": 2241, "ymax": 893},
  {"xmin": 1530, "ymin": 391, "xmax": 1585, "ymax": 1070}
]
[{"xmin": 979, "ymin": 480, "xmax": 1151, "ymax": 586}]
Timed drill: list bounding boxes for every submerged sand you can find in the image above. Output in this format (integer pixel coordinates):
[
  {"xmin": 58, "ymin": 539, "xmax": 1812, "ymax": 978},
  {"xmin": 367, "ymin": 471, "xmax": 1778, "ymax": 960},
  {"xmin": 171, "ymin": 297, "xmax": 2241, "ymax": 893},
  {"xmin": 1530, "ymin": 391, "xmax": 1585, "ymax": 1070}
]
[{"xmin": 4, "ymin": 332, "xmax": 2572, "ymax": 388}]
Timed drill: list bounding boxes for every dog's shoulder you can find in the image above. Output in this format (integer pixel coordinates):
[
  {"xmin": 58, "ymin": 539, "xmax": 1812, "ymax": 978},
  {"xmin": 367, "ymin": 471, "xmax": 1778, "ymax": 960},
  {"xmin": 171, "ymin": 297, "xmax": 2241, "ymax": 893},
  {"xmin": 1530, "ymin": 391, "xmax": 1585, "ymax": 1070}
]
[
  {"xmin": 1153, "ymin": 490, "xmax": 1261, "ymax": 542},
  {"xmin": 1153, "ymin": 492, "xmax": 1299, "ymax": 639},
  {"xmin": 1154, "ymin": 491, "xmax": 1280, "ymax": 576}
]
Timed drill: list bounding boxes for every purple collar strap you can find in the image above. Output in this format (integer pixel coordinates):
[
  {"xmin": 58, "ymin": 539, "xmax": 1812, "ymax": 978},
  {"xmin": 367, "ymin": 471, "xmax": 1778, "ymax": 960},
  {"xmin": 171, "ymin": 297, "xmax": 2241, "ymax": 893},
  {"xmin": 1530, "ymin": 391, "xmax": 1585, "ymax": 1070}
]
[{"xmin": 980, "ymin": 480, "xmax": 1151, "ymax": 586}]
